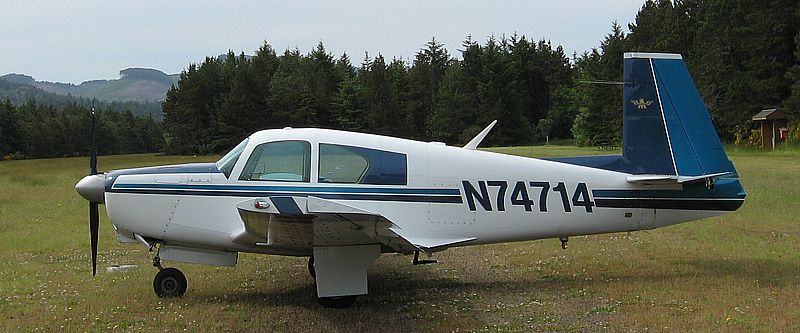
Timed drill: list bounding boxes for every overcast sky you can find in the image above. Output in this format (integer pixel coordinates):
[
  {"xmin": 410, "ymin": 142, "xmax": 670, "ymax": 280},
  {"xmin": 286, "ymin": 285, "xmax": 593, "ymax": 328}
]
[{"xmin": 1, "ymin": 0, "xmax": 645, "ymax": 84}]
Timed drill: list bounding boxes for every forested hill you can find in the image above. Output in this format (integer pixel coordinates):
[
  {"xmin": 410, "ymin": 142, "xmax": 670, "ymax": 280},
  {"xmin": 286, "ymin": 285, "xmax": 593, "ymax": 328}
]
[
  {"xmin": 162, "ymin": 0, "xmax": 800, "ymax": 154},
  {"xmin": 0, "ymin": 79, "xmax": 163, "ymax": 120},
  {"xmin": 0, "ymin": 68, "xmax": 179, "ymax": 103}
]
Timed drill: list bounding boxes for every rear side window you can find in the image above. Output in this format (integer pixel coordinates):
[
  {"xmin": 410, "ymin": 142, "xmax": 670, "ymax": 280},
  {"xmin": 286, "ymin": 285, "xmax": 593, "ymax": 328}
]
[
  {"xmin": 239, "ymin": 141, "xmax": 311, "ymax": 182},
  {"xmin": 319, "ymin": 144, "xmax": 407, "ymax": 185}
]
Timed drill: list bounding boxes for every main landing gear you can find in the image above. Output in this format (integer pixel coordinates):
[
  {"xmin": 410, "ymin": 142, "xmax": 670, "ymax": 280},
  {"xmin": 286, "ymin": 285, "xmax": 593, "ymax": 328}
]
[
  {"xmin": 152, "ymin": 255, "xmax": 187, "ymax": 298},
  {"xmin": 317, "ymin": 294, "xmax": 357, "ymax": 308},
  {"xmin": 307, "ymin": 255, "xmax": 316, "ymax": 279},
  {"xmin": 307, "ymin": 255, "xmax": 359, "ymax": 308}
]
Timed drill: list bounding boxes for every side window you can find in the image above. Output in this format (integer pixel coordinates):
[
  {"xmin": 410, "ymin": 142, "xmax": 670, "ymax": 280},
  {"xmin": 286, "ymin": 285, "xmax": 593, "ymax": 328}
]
[
  {"xmin": 239, "ymin": 141, "xmax": 311, "ymax": 182},
  {"xmin": 319, "ymin": 144, "xmax": 369, "ymax": 183},
  {"xmin": 318, "ymin": 144, "xmax": 407, "ymax": 185}
]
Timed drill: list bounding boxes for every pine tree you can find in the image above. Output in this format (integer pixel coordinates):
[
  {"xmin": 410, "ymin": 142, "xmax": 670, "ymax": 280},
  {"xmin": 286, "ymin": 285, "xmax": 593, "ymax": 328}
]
[
  {"xmin": 571, "ymin": 23, "xmax": 626, "ymax": 146},
  {"xmin": 268, "ymin": 49, "xmax": 306, "ymax": 128},
  {"xmin": 428, "ymin": 63, "xmax": 470, "ymax": 143},
  {"xmin": 781, "ymin": 8, "xmax": 800, "ymax": 124},
  {"xmin": 408, "ymin": 38, "xmax": 451, "ymax": 140},
  {"xmin": 331, "ymin": 73, "xmax": 365, "ymax": 132},
  {"xmin": 0, "ymin": 100, "xmax": 19, "ymax": 158},
  {"xmin": 475, "ymin": 36, "xmax": 526, "ymax": 146},
  {"xmin": 307, "ymin": 42, "xmax": 341, "ymax": 128},
  {"xmin": 360, "ymin": 55, "xmax": 397, "ymax": 135},
  {"xmin": 627, "ymin": 0, "xmax": 694, "ymax": 54}
]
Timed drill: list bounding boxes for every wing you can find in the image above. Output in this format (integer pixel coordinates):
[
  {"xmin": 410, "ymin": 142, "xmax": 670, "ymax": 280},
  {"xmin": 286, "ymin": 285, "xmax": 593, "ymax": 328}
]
[{"xmin": 231, "ymin": 196, "xmax": 475, "ymax": 254}]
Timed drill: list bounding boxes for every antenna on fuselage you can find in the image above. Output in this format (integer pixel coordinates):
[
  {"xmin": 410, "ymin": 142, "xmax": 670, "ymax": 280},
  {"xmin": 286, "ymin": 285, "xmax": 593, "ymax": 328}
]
[{"xmin": 463, "ymin": 120, "xmax": 498, "ymax": 150}]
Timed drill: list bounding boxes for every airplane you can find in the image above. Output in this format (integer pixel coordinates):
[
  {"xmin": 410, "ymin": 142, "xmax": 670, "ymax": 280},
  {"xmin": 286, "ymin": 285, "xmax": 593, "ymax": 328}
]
[{"xmin": 75, "ymin": 52, "xmax": 746, "ymax": 307}]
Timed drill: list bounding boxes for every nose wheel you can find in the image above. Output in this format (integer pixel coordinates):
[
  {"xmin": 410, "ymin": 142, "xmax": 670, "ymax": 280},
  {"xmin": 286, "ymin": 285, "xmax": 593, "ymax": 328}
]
[
  {"xmin": 152, "ymin": 255, "xmax": 187, "ymax": 298},
  {"xmin": 153, "ymin": 267, "xmax": 187, "ymax": 297}
]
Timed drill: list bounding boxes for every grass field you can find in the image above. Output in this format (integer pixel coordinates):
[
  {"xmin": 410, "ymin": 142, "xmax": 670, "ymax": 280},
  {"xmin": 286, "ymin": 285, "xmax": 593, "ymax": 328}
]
[{"xmin": 1, "ymin": 146, "xmax": 798, "ymax": 332}]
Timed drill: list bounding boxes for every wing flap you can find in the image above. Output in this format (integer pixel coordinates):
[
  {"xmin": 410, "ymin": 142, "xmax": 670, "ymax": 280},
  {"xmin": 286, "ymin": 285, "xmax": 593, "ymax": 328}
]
[{"xmin": 391, "ymin": 233, "xmax": 477, "ymax": 252}]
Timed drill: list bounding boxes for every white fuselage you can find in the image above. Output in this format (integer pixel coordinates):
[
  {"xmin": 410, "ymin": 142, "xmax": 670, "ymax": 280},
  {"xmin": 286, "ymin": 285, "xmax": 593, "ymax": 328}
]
[{"xmin": 104, "ymin": 128, "xmax": 727, "ymax": 256}]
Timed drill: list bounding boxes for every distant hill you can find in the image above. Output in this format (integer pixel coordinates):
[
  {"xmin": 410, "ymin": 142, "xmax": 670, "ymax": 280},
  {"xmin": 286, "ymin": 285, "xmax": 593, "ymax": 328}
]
[
  {"xmin": 0, "ymin": 79, "xmax": 163, "ymax": 120},
  {"xmin": 1, "ymin": 68, "xmax": 180, "ymax": 103}
]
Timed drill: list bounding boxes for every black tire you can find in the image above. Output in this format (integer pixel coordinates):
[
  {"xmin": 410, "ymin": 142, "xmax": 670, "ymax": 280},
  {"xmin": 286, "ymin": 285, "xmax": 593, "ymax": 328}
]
[
  {"xmin": 307, "ymin": 256, "xmax": 316, "ymax": 279},
  {"xmin": 317, "ymin": 295, "xmax": 357, "ymax": 308},
  {"xmin": 153, "ymin": 267, "xmax": 187, "ymax": 298}
]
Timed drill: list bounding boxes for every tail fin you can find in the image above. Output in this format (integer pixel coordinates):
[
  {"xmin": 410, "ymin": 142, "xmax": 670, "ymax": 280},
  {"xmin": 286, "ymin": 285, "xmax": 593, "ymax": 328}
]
[{"xmin": 623, "ymin": 52, "xmax": 735, "ymax": 177}]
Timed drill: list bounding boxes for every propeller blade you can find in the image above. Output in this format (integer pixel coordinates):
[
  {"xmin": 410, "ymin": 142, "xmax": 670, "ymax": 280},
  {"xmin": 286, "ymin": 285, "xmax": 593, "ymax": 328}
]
[
  {"xmin": 90, "ymin": 202, "xmax": 99, "ymax": 276},
  {"xmin": 89, "ymin": 107, "xmax": 97, "ymax": 175},
  {"xmin": 89, "ymin": 102, "xmax": 99, "ymax": 276}
]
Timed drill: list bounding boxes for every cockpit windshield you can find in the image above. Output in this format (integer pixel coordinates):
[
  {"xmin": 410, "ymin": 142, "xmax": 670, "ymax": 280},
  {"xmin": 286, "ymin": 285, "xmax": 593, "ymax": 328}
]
[{"xmin": 216, "ymin": 138, "xmax": 249, "ymax": 178}]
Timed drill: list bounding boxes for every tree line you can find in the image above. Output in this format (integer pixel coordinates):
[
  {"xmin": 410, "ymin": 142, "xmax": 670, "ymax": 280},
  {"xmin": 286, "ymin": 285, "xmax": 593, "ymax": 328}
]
[
  {"xmin": 163, "ymin": 0, "xmax": 799, "ymax": 154},
  {"xmin": 0, "ymin": 99, "xmax": 163, "ymax": 160},
  {"xmin": 162, "ymin": 36, "xmax": 576, "ymax": 154}
]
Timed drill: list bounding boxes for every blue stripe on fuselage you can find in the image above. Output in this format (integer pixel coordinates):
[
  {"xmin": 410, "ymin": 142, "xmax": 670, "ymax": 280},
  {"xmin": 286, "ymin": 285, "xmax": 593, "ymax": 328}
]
[
  {"xmin": 111, "ymin": 183, "xmax": 460, "ymax": 196},
  {"xmin": 107, "ymin": 188, "xmax": 463, "ymax": 203},
  {"xmin": 107, "ymin": 183, "xmax": 463, "ymax": 204}
]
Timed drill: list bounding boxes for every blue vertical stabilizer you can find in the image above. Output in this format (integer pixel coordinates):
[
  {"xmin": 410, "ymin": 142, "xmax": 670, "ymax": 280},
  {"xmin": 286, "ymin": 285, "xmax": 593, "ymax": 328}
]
[{"xmin": 622, "ymin": 53, "xmax": 735, "ymax": 176}]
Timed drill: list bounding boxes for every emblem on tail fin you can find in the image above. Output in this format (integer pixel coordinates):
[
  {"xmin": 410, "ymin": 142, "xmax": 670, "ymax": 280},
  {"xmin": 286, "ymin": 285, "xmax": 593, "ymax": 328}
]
[{"xmin": 630, "ymin": 98, "xmax": 654, "ymax": 109}]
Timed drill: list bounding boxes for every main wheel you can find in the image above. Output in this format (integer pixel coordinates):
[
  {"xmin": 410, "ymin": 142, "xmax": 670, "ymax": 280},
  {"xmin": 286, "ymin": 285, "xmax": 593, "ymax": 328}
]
[
  {"xmin": 153, "ymin": 267, "xmax": 187, "ymax": 298},
  {"xmin": 307, "ymin": 256, "xmax": 316, "ymax": 279},
  {"xmin": 318, "ymin": 295, "xmax": 357, "ymax": 308}
]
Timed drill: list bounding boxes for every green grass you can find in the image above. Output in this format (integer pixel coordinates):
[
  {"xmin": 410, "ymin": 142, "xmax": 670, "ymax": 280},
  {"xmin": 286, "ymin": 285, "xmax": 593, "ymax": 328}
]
[{"xmin": 1, "ymin": 147, "xmax": 798, "ymax": 332}]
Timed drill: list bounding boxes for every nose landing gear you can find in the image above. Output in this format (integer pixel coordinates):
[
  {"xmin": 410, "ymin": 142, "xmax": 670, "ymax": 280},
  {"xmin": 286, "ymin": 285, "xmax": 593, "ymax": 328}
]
[{"xmin": 152, "ymin": 255, "xmax": 187, "ymax": 298}]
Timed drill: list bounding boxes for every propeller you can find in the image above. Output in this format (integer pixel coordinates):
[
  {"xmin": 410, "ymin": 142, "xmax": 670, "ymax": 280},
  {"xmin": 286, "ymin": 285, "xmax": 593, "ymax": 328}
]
[
  {"xmin": 76, "ymin": 102, "xmax": 107, "ymax": 276},
  {"xmin": 89, "ymin": 105, "xmax": 99, "ymax": 276}
]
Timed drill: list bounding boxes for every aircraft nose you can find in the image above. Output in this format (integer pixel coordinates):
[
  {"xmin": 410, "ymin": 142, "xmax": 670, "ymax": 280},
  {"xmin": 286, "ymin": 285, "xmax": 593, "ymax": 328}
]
[{"xmin": 75, "ymin": 174, "xmax": 107, "ymax": 204}]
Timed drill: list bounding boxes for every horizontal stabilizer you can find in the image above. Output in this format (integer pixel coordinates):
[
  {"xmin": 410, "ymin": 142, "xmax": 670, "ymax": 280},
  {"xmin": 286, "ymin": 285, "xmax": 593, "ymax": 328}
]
[{"xmin": 626, "ymin": 172, "xmax": 730, "ymax": 185}]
